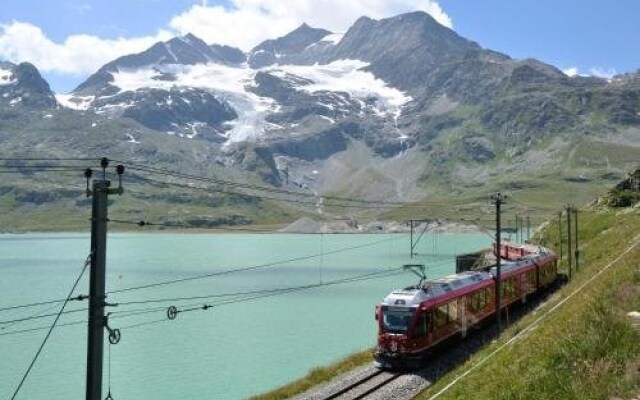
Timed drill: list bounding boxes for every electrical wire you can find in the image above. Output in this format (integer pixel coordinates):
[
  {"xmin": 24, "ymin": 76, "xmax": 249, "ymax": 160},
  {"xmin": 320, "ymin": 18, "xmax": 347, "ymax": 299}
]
[
  {"xmin": 107, "ymin": 217, "xmax": 283, "ymax": 232},
  {"xmin": 107, "ymin": 234, "xmax": 407, "ymax": 295},
  {"xmin": 0, "ymin": 157, "xmax": 98, "ymax": 161},
  {"xmin": 120, "ymin": 162, "xmax": 488, "ymax": 207},
  {"xmin": 2, "ymin": 235, "xmax": 408, "ymax": 316},
  {"xmin": 0, "ymin": 306, "xmax": 87, "ymax": 326},
  {"xmin": 0, "ymin": 319, "xmax": 87, "ymax": 338},
  {"xmin": 129, "ymin": 173, "xmax": 426, "ymax": 210},
  {"xmin": 8, "ymin": 253, "xmax": 91, "ymax": 400},
  {"xmin": 0, "ymin": 295, "xmax": 87, "ymax": 314},
  {"xmin": 115, "ymin": 267, "xmax": 408, "ymax": 331},
  {"xmin": 0, "ymin": 304, "xmax": 61, "ymax": 332},
  {"xmin": 0, "ymin": 165, "xmax": 90, "ymax": 169},
  {"xmin": 0, "ymin": 167, "xmax": 85, "ymax": 171},
  {"xmin": 109, "ymin": 256, "xmax": 457, "ymax": 324}
]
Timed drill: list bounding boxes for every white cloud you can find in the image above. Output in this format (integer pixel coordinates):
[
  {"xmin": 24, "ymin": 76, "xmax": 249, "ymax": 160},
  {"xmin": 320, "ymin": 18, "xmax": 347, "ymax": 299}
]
[
  {"xmin": 0, "ymin": 22, "xmax": 172, "ymax": 76},
  {"xmin": 169, "ymin": 0, "xmax": 452, "ymax": 50},
  {"xmin": 562, "ymin": 66, "xmax": 618, "ymax": 79},
  {"xmin": 588, "ymin": 67, "xmax": 617, "ymax": 79}
]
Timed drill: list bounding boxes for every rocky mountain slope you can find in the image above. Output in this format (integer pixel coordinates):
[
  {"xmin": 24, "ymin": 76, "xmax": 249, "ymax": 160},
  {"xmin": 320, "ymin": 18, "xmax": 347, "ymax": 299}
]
[
  {"xmin": 0, "ymin": 61, "xmax": 57, "ymax": 108},
  {"xmin": 2, "ymin": 11, "xmax": 640, "ymax": 230}
]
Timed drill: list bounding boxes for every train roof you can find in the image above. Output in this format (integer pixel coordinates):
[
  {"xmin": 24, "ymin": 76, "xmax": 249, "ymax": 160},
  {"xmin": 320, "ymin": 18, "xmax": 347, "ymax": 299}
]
[
  {"xmin": 489, "ymin": 250, "xmax": 554, "ymax": 277},
  {"xmin": 380, "ymin": 244, "xmax": 555, "ymax": 309},
  {"xmin": 381, "ymin": 271, "xmax": 493, "ymax": 308}
]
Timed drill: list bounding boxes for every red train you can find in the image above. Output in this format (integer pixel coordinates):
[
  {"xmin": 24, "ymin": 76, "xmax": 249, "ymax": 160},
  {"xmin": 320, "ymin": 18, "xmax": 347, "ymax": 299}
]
[{"xmin": 374, "ymin": 242, "xmax": 558, "ymax": 369}]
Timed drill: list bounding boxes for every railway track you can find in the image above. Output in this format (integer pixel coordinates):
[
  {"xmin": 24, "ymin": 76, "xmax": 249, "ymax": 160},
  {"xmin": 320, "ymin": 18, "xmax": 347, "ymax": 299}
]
[
  {"xmin": 293, "ymin": 282, "xmax": 567, "ymax": 400},
  {"xmin": 321, "ymin": 370, "xmax": 403, "ymax": 400}
]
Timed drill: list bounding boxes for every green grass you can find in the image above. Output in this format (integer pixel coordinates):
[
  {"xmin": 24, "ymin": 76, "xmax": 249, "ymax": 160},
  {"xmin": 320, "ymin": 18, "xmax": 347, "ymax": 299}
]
[
  {"xmin": 415, "ymin": 207, "xmax": 640, "ymax": 400},
  {"xmin": 0, "ymin": 180, "xmax": 303, "ymax": 232},
  {"xmin": 247, "ymin": 349, "xmax": 374, "ymax": 400}
]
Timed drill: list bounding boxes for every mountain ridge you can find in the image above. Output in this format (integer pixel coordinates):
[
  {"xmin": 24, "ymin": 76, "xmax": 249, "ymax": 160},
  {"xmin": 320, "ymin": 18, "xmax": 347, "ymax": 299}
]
[{"xmin": 1, "ymin": 10, "xmax": 640, "ymax": 231}]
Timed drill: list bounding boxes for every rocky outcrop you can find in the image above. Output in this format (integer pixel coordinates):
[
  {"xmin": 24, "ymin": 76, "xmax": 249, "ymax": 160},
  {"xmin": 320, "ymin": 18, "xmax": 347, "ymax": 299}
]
[
  {"xmin": 0, "ymin": 62, "xmax": 57, "ymax": 109},
  {"xmin": 248, "ymin": 23, "xmax": 331, "ymax": 68},
  {"xmin": 268, "ymin": 128, "xmax": 348, "ymax": 161},
  {"xmin": 108, "ymin": 88, "xmax": 237, "ymax": 135}
]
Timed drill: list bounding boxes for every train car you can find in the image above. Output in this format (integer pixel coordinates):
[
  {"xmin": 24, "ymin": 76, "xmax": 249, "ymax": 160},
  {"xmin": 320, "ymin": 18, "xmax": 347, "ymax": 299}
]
[
  {"xmin": 374, "ymin": 243, "xmax": 557, "ymax": 369},
  {"xmin": 499, "ymin": 242, "xmax": 550, "ymax": 261}
]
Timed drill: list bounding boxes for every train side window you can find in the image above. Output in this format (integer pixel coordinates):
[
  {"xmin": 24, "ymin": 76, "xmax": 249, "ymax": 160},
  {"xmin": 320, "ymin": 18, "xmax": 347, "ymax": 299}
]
[
  {"xmin": 414, "ymin": 313, "xmax": 429, "ymax": 337},
  {"xmin": 485, "ymin": 287, "xmax": 492, "ymax": 306},
  {"xmin": 434, "ymin": 304, "xmax": 448, "ymax": 328},
  {"xmin": 501, "ymin": 280, "xmax": 509, "ymax": 297},
  {"xmin": 448, "ymin": 301, "xmax": 458, "ymax": 322},
  {"xmin": 479, "ymin": 289, "xmax": 487, "ymax": 309},
  {"xmin": 502, "ymin": 278, "xmax": 516, "ymax": 297},
  {"xmin": 471, "ymin": 292, "xmax": 481, "ymax": 311}
]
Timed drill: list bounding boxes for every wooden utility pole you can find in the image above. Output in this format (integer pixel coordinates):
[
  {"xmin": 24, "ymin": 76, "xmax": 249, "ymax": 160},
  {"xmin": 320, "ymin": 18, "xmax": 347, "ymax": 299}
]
[
  {"xmin": 574, "ymin": 208, "xmax": 579, "ymax": 272},
  {"xmin": 558, "ymin": 211, "xmax": 563, "ymax": 261},
  {"xmin": 566, "ymin": 205, "xmax": 573, "ymax": 280},
  {"xmin": 492, "ymin": 193, "xmax": 506, "ymax": 332},
  {"xmin": 86, "ymin": 159, "xmax": 123, "ymax": 400},
  {"xmin": 526, "ymin": 214, "xmax": 531, "ymax": 242}
]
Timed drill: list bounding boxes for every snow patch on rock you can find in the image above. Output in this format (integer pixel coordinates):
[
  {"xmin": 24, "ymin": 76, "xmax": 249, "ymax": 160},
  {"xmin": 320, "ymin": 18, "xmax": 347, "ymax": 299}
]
[
  {"xmin": 56, "ymin": 94, "xmax": 95, "ymax": 110},
  {"xmin": 0, "ymin": 68, "xmax": 15, "ymax": 86},
  {"xmin": 269, "ymin": 59, "xmax": 412, "ymax": 117}
]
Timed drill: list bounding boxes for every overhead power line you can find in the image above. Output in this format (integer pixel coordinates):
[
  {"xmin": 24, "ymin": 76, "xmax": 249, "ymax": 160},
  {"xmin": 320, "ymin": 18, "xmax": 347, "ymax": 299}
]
[
  {"xmin": 119, "ymin": 161, "xmax": 486, "ymax": 207},
  {"xmin": 0, "ymin": 295, "xmax": 87, "ymax": 314},
  {"xmin": 110, "ymin": 266, "xmax": 414, "ymax": 312},
  {"xmin": 0, "ymin": 306, "xmax": 87, "ymax": 326},
  {"xmin": 1, "ymin": 264, "xmax": 423, "ymax": 338},
  {"xmin": 0, "ymin": 319, "xmax": 87, "ymax": 338},
  {"xmin": 0, "ymin": 157, "xmax": 99, "ymax": 161},
  {"xmin": 114, "ymin": 267, "xmax": 411, "ymax": 331},
  {"xmin": 8, "ymin": 253, "xmax": 91, "ymax": 400},
  {"xmin": 108, "ymin": 234, "xmax": 406, "ymax": 294},
  {"xmin": 2, "ymin": 235, "xmax": 407, "ymax": 319}
]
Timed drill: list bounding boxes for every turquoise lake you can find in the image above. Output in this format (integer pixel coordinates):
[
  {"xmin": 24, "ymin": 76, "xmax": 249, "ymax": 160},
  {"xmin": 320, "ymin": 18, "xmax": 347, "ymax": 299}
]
[{"xmin": 0, "ymin": 232, "xmax": 491, "ymax": 399}]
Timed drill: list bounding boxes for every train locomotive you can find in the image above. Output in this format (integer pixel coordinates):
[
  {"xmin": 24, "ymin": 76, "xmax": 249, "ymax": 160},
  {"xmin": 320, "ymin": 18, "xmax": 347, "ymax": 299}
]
[{"xmin": 374, "ymin": 242, "xmax": 557, "ymax": 369}]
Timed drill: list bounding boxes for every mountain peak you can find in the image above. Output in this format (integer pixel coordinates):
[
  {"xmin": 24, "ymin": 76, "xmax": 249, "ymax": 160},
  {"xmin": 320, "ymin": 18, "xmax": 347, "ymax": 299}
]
[
  {"xmin": 0, "ymin": 61, "xmax": 57, "ymax": 108},
  {"xmin": 248, "ymin": 23, "xmax": 332, "ymax": 68},
  {"xmin": 182, "ymin": 32, "xmax": 201, "ymax": 43},
  {"xmin": 73, "ymin": 33, "xmax": 245, "ymax": 94}
]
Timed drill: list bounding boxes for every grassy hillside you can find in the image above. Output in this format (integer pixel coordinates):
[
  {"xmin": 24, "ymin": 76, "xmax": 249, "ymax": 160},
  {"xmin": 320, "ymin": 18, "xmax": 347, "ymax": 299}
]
[
  {"xmin": 249, "ymin": 202, "xmax": 640, "ymax": 400},
  {"xmin": 417, "ymin": 206, "xmax": 640, "ymax": 400}
]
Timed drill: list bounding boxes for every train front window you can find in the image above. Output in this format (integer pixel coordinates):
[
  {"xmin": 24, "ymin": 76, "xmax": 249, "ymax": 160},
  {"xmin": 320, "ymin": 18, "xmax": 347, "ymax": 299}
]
[{"xmin": 381, "ymin": 306, "xmax": 415, "ymax": 334}]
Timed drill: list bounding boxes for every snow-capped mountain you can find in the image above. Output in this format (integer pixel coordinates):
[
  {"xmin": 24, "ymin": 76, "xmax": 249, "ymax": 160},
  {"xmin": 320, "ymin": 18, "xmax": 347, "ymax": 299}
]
[
  {"xmin": 0, "ymin": 61, "xmax": 57, "ymax": 109},
  {"xmin": 59, "ymin": 14, "xmax": 427, "ymax": 150},
  {"xmin": 3, "ymin": 10, "xmax": 640, "ymax": 224},
  {"xmin": 247, "ymin": 23, "xmax": 333, "ymax": 68},
  {"xmin": 57, "ymin": 9, "xmax": 630, "ymax": 168}
]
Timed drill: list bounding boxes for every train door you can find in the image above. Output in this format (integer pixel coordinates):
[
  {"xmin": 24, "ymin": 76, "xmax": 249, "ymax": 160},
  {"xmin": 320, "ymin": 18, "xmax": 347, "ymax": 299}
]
[
  {"xmin": 520, "ymin": 274, "xmax": 527, "ymax": 304},
  {"xmin": 460, "ymin": 296, "xmax": 467, "ymax": 338}
]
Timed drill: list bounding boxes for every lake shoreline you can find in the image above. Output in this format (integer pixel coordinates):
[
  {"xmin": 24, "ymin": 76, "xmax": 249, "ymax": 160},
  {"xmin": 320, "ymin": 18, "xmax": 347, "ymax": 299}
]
[{"xmin": 1, "ymin": 218, "xmax": 483, "ymax": 235}]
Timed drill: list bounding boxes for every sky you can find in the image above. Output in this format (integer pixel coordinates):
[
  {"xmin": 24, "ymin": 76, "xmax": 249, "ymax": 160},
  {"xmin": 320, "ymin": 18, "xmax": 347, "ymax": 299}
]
[{"xmin": 0, "ymin": 0, "xmax": 638, "ymax": 93}]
